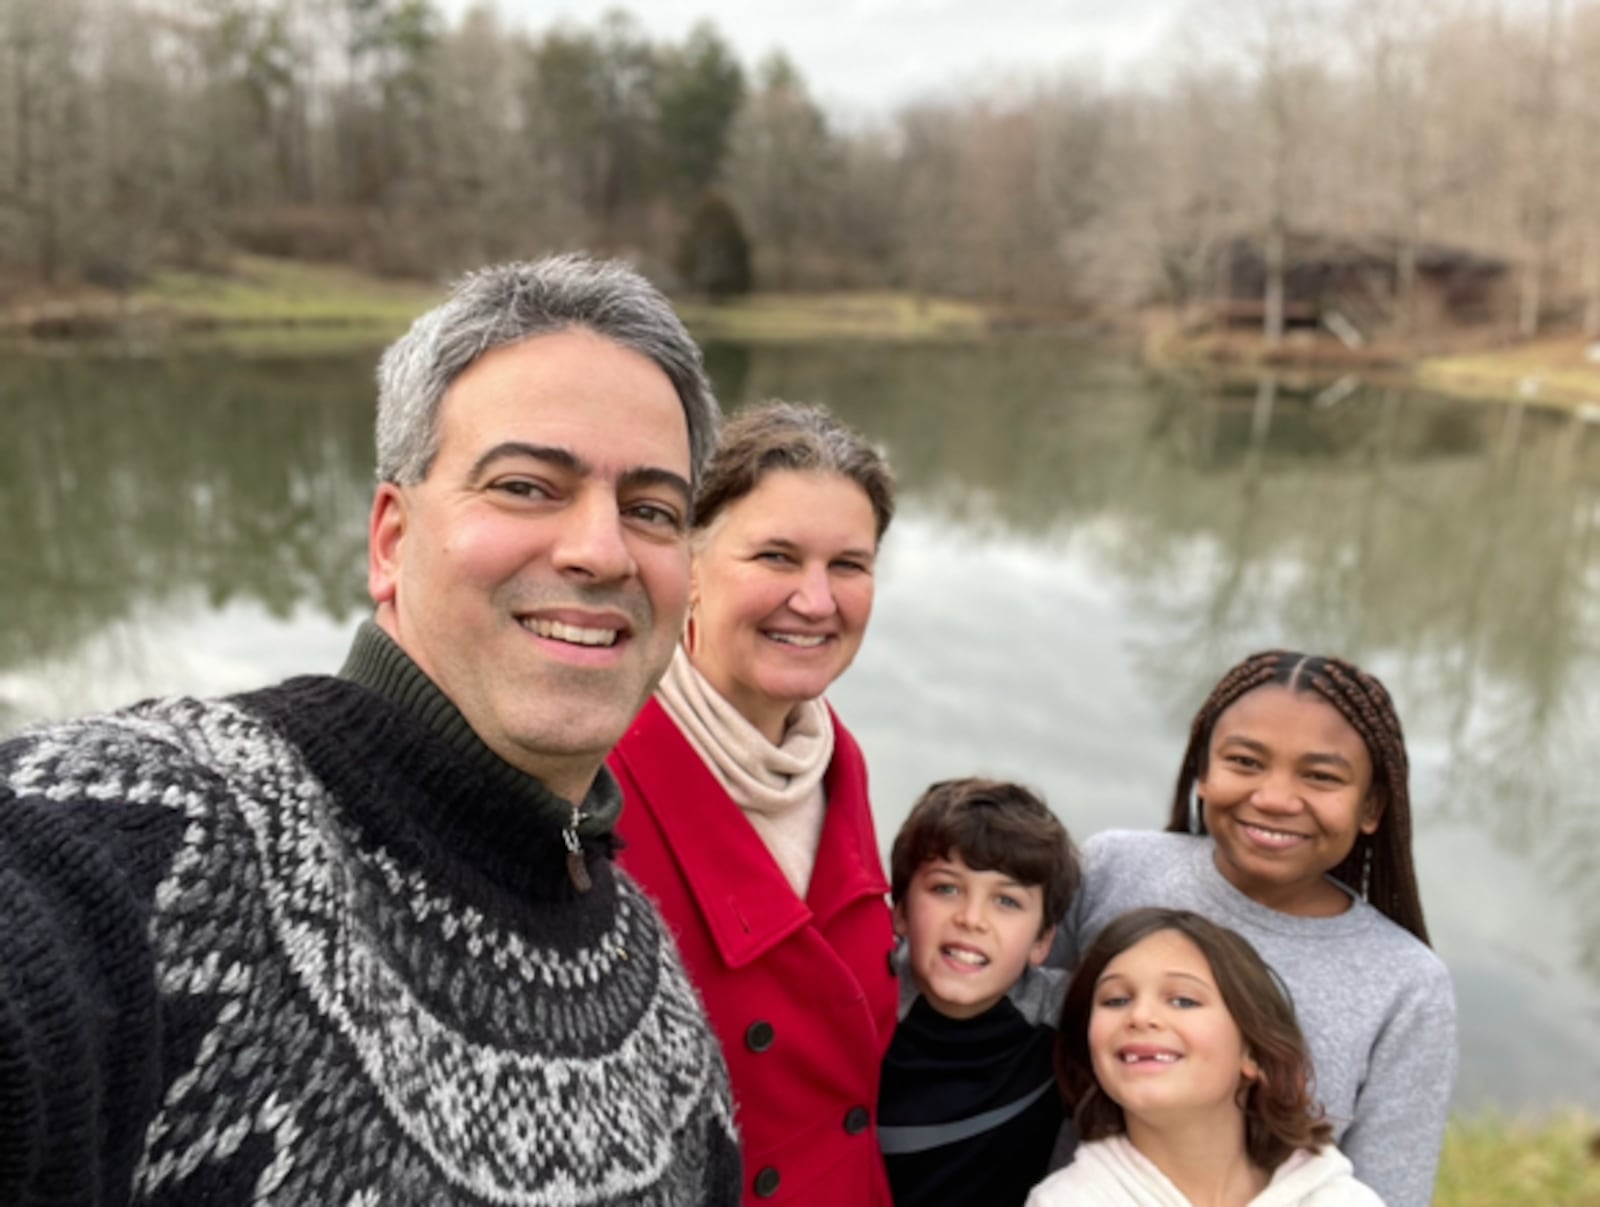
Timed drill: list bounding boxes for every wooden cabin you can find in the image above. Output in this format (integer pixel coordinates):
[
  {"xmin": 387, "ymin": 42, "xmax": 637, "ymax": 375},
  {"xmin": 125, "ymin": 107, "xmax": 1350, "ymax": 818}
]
[{"xmin": 1207, "ymin": 232, "xmax": 1512, "ymax": 344}]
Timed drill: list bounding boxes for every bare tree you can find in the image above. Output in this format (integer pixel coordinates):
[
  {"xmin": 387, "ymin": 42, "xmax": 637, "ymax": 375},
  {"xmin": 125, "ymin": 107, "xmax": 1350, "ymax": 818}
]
[
  {"xmin": 0, "ymin": 0, "xmax": 93, "ymax": 279},
  {"xmin": 1576, "ymin": 2, "xmax": 1600, "ymax": 337},
  {"xmin": 1346, "ymin": 0, "xmax": 1450, "ymax": 339},
  {"xmin": 1514, "ymin": 0, "xmax": 1566, "ymax": 337},
  {"xmin": 725, "ymin": 53, "xmax": 833, "ymax": 288}
]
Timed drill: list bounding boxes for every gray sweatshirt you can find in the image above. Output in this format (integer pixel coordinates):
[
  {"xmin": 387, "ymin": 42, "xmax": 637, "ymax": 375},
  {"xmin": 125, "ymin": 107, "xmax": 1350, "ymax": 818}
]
[{"xmin": 1059, "ymin": 831, "xmax": 1457, "ymax": 1207}]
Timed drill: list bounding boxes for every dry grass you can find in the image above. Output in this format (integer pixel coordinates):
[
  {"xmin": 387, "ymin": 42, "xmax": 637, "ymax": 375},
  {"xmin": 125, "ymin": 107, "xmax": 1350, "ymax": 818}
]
[
  {"xmin": 3, "ymin": 262, "xmax": 1003, "ymax": 349},
  {"xmin": 1414, "ymin": 337, "xmax": 1600, "ymax": 410},
  {"xmin": 1434, "ymin": 1111, "xmax": 1600, "ymax": 1206},
  {"xmin": 0, "ymin": 255, "xmax": 442, "ymax": 347},
  {"xmin": 142, "ymin": 254, "xmax": 441, "ymax": 329},
  {"xmin": 675, "ymin": 291, "xmax": 992, "ymax": 342}
]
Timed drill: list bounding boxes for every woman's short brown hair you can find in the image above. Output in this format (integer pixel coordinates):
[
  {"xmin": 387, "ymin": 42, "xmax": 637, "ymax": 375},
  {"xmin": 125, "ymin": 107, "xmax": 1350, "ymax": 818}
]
[
  {"xmin": 1056, "ymin": 908, "xmax": 1334, "ymax": 1171},
  {"xmin": 692, "ymin": 400, "xmax": 895, "ymax": 539}
]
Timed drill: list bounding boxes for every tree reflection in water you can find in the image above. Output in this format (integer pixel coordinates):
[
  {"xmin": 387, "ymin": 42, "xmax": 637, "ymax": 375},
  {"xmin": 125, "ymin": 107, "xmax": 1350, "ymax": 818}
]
[
  {"xmin": 718, "ymin": 341, "xmax": 1600, "ymax": 1104},
  {"xmin": 0, "ymin": 351, "xmax": 375, "ymax": 677},
  {"xmin": 3, "ymin": 341, "xmax": 1598, "ymax": 1107}
]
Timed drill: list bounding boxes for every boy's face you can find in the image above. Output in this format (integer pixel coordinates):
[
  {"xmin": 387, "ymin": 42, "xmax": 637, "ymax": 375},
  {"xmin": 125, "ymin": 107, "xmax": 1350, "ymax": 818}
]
[{"xmin": 894, "ymin": 851, "xmax": 1055, "ymax": 1019}]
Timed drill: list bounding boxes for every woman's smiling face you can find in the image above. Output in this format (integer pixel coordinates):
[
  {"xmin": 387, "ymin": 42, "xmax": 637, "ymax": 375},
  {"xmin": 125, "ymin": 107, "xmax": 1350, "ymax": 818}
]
[
  {"xmin": 688, "ymin": 470, "xmax": 879, "ymax": 742},
  {"xmin": 1197, "ymin": 684, "xmax": 1378, "ymax": 917}
]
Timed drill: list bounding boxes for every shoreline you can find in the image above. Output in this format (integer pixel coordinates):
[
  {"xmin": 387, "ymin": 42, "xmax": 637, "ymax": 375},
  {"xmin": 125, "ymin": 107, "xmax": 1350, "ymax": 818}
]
[
  {"xmin": 5, "ymin": 256, "xmax": 1600, "ymax": 411},
  {"xmin": 1146, "ymin": 321, "xmax": 1600, "ymax": 413}
]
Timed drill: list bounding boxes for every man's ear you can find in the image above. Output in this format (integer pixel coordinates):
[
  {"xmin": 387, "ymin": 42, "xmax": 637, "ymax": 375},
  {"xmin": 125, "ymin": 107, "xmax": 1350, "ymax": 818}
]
[
  {"xmin": 1029, "ymin": 923, "xmax": 1056, "ymax": 967},
  {"xmin": 891, "ymin": 900, "xmax": 908, "ymax": 939},
  {"xmin": 368, "ymin": 483, "xmax": 407, "ymax": 607}
]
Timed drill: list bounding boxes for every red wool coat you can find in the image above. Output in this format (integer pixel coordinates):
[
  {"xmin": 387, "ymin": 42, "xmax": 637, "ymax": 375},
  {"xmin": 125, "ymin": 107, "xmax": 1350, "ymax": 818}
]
[{"xmin": 609, "ymin": 698, "xmax": 899, "ymax": 1206}]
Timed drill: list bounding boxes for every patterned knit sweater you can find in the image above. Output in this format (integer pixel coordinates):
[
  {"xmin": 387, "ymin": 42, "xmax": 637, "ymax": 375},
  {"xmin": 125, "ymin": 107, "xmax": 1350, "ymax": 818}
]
[{"xmin": 0, "ymin": 623, "xmax": 741, "ymax": 1206}]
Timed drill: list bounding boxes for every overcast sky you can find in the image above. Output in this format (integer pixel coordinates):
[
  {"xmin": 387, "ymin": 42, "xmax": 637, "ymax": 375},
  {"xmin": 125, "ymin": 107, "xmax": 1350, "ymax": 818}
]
[{"xmin": 450, "ymin": 1, "xmax": 1186, "ymax": 116}]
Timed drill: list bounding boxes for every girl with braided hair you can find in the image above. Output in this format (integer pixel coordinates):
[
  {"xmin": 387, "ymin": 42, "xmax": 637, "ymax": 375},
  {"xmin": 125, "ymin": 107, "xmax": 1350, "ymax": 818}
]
[{"xmin": 1057, "ymin": 651, "xmax": 1456, "ymax": 1207}]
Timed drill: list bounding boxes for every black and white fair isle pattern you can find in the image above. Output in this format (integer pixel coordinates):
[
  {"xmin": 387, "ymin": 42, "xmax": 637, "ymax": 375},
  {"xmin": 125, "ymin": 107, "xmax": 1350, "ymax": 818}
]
[{"xmin": 10, "ymin": 696, "xmax": 736, "ymax": 1205}]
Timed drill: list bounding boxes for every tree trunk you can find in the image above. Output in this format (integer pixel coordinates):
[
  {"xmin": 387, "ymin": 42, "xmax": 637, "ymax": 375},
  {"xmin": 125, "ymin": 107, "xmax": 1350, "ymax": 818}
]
[
  {"xmin": 1583, "ymin": 235, "xmax": 1600, "ymax": 339},
  {"xmin": 1264, "ymin": 219, "xmax": 1286, "ymax": 347},
  {"xmin": 1519, "ymin": 246, "xmax": 1543, "ymax": 339}
]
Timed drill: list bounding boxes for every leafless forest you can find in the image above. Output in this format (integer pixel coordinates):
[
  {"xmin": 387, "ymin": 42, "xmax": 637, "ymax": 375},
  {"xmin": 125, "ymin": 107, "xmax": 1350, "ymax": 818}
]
[{"xmin": 1, "ymin": 0, "xmax": 1596, "ymax": 336}]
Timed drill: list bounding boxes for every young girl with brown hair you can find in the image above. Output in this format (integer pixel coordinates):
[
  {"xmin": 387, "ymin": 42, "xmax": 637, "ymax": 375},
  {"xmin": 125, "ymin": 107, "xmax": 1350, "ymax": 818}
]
[
  {"xmin": 1059, "ymin": 651, "xmax": 1454, "ymax": 1207},
  {"xmin": 1028, "ymin": 909, "xmax": 1381, "ymax": 1206}
]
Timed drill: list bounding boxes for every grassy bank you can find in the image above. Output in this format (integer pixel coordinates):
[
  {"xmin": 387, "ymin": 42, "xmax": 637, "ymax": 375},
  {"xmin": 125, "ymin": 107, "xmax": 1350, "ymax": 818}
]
[
  {"xmin": 1436, "ymin": 1111, "xmax": 1600, "ymax": 1206},
  {"xmin": 0, "ymin": 256, "xmax": 999, "ymax": 350},
  {"xmin": 1416, "ymin": 337, "xmax": 1600, "ymax": 411},
  {"xmin": 0, "ymin": 256, "xmax": 437, "ymax": 350},
  {"xmin": 675, "ymin": 290, "xmax": 992, "ymax": 342},
  {"xmin": 1149, "ymin": 316, "xmax": 1600, "ymax": 412},
  {"xmin": 9, "ymin": 258, "xmax": 1600, "ymax": 412},
  {"xmin": 142, "ymin": 256, "xmax": 440, "ymax": 332}
]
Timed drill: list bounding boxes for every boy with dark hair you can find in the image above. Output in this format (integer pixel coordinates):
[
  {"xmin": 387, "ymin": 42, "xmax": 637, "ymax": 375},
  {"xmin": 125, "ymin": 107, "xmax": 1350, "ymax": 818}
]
[{"xmin": 879, "ymin": 778, "xmax": 1081, "ymax": 1207}]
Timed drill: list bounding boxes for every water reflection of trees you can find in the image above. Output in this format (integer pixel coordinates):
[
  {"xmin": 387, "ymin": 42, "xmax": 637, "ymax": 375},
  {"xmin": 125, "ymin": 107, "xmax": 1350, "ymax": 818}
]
[
  {"xmin": 6, "ymin": 342, "xmax": 1597, "ymax": 981},
  {"xmin": 0, "ymin": 353, "xmax": 375, "ymax": 672},
  {"xmin": 722, "ymin": 343, "xmax": 1600, "ymax": 988},
  {"xmin": 723, "ymin": 339, "xmax": 1166, "ymax": 531},
  {"xmin": 1136, "ymin": 388, "xmax": 1600, "ymax": 983}
]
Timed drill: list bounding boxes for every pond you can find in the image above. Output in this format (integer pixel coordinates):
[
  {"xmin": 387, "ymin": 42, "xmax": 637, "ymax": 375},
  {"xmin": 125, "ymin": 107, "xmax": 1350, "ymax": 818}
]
[{"xmin": 2, "ymin": 338, "xmax": 1596, "ymax": 1117}]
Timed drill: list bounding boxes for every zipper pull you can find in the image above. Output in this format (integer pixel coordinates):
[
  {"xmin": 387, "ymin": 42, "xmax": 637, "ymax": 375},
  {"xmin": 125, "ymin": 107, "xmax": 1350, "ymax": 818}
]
[{"xmin": 564, "ymin": 803, "xmax": 593, "ymax": 893}]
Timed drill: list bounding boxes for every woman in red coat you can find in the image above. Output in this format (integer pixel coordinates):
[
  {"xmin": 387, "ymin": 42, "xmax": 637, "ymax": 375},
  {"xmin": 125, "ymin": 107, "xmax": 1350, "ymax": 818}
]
[{"xmin": 609, "ymin": 401, "xmax": 898, "ymax": 1206}]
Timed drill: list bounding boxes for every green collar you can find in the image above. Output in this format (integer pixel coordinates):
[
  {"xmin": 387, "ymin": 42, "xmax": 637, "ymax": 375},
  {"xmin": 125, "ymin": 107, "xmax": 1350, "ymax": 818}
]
[{"xmin": 338, "ymin": 619, "xmax": 622, "ymax": 840}]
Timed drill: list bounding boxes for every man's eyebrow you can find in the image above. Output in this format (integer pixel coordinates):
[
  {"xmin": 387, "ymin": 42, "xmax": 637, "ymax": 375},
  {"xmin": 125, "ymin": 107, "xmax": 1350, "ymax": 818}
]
[
  {"xmin": 466, "ymin": 443, "xmax": 691, "ymax": 506},
  {"xmin": 620, "ymin": 466, "xmax": 692, "ymax": 506},
  {"xmin": 466, "ymin": 442, "xmax": 585, "ymax": 482}
]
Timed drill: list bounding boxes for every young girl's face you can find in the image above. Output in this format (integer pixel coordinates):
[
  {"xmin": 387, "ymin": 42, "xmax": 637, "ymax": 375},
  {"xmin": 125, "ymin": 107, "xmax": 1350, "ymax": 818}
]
[
  {"xmin": 1089, "ymin": 929, "xmax": 1257, "ymax": 1125},
  {"xmin": 1196, "ymin": 684, "xmax": 1378, "ymax": 916}
]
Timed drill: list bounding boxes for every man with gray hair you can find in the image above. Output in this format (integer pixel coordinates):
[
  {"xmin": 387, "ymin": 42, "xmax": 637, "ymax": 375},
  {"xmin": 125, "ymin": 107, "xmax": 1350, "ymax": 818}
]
[{"xmin": 0, "ymin": 255, "xmax": 740, "ymax": 1205}]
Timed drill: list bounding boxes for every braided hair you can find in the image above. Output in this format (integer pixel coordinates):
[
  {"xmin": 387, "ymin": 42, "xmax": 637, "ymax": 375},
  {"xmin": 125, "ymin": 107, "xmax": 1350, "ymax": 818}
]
[{"xmin": 1165, "ymin": 650, "xmax": 1430, "ymax": 945}]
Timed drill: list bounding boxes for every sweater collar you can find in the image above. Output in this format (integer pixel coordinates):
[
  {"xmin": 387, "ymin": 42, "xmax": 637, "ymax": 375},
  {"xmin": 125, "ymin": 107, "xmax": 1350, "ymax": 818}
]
[{"xmin": 338, "ymin": 619, "xmax": 622, "ymax": 841}]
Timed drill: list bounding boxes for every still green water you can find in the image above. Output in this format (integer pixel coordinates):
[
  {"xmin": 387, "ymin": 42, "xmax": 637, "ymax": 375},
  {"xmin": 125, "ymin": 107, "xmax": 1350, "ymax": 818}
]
[{"xmin": 1, "ymin": 340, "xmax": 1595, "ymax": 1114}]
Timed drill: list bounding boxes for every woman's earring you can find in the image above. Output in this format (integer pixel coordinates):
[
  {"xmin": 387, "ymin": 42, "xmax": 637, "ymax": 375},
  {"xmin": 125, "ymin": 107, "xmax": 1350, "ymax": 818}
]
[
  {"xmin": 1189, "ymin": 789, "xmax": 1204, "ymax": 835},
  {"xmin": 1360, "ymin": 836, "xmax": 1373, "ymax": 902},
  {"xmin": 683, "ymin": 601, "xmax": 699, "ymax": 656}
]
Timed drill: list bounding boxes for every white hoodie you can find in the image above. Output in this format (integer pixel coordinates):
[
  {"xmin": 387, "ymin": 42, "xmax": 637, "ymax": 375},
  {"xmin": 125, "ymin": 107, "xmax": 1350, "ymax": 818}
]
[{"xmin": 1026, "ymin": 1136, "xmax": 1385, "ymax": 1206}]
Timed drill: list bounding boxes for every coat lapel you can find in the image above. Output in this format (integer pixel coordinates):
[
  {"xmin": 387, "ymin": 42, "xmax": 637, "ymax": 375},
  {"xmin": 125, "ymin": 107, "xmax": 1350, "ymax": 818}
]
[
  {"xmin": 618, "ymin": 699, "xmax": 811, "ymax": 969},
  {"xmin": 617, "ymin": 700, "xmax": 890, "ymax": 970},
  {"xmin": 803, "ymin": 710, "xmax": 890, "ymax": 926}
]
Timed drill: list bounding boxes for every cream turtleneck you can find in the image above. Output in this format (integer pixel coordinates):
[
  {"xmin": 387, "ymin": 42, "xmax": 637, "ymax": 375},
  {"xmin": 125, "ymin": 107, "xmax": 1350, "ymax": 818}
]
[{"xmin": 655, "ymin": 646, "xmax": 834, "ymax": 897}]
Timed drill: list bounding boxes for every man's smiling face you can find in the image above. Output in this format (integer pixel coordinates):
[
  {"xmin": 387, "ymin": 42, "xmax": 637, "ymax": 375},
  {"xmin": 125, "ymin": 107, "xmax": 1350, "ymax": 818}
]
[{"xmin": 368, "ymin": 328, "xmax": 693, "ymax": 801}]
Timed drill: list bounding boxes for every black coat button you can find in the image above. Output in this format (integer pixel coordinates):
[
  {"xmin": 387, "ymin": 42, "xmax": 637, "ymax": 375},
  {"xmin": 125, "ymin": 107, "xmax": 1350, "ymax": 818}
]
[
  {"xmin": 753, "ymin": 1166, "xmax": 781, "ymax": 1197},
  {"xmin": 745, "ymin": 1020, "xmax": 775, "ymax": 1052},
  {"xmin": 844, "ymin": 1105, "xmax": 871, "ymax": 1135}
]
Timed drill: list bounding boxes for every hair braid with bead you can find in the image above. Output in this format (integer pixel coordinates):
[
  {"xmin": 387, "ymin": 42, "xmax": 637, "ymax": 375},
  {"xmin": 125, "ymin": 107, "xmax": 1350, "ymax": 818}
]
[{"xmin": 1165, "ymin": 649, "xmax": 1430, "ymax": 945}]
